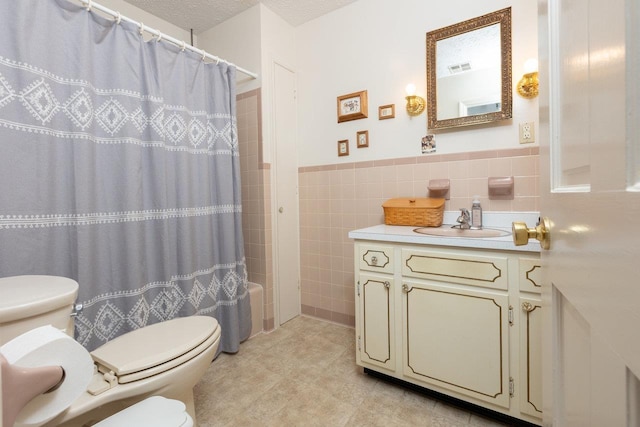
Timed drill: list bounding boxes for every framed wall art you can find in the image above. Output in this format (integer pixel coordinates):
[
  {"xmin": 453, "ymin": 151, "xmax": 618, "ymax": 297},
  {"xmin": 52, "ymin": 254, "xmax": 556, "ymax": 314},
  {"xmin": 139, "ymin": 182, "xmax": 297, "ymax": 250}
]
[
  {"xmin": 378, "ymin": 104, "xmax": 395, "ymax": 120},
  {"xmin": 356, "ymin": 130, "xmax": 369, "ymax": 148},
  {"xmin": 337, "ymin": 139, "xmax": 349, "ymax": 156},
  {"xmin": 337, "ymin": 90, "xmax": 368, "ymax": 123}
]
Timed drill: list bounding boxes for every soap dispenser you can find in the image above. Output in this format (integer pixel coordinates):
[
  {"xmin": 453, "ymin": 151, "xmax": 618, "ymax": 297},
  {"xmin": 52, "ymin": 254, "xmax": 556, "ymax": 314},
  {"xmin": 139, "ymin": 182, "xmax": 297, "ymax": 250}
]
[{"xmin": 471, "ymin": 196, "xmax": 483, "ymax": 229}]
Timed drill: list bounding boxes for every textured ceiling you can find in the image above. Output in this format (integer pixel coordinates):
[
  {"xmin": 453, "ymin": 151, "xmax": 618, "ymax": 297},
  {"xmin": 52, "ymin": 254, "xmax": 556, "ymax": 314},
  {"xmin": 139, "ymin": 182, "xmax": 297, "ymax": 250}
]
[
  {"xmin": 436, "ymin": 24, "xmax": 501, "ymax": 77},
  {"xmin": 124, "ymin": 0, "xmax": 358, "ymax": 34}
]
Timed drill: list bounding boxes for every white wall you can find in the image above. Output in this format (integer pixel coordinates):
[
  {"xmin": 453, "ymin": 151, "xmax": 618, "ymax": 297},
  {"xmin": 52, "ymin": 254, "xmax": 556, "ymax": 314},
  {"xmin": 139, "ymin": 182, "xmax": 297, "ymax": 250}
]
[
  {"xmin": 295, "ymin": 0, "xmax": 539, "ymax": 167},
  {"xmin": 97, "ymin": 0, "xmax": 191, "ymax": 42},
  {"xmin": 197, "ymin": 5, "xmax": 262, "ymax": 94},
  {"xmin": 192, "ymin": 0, "xmax": 539, "ymax": 167},
  {"xmin": 97, "ymin": 1, "xmax": 263, "ymax": 92},
  {"xmin": 258, "ymin": 4, "xmax": 297, "ymax": 164},
  {"xmin": 198, "ymin": 4, "xmax": 297, "ymax": 164}
]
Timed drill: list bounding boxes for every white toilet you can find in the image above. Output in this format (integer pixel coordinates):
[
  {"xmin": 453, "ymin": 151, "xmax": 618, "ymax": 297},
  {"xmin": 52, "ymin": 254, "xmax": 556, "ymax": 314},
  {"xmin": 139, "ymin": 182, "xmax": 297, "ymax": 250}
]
[
  {"xmin": 94, "ymin": 396, "xmax": 193, "ymax": 427},
  {"xmin": 0, "ymin": 275, "xmax": 220, "ymax": 427}
]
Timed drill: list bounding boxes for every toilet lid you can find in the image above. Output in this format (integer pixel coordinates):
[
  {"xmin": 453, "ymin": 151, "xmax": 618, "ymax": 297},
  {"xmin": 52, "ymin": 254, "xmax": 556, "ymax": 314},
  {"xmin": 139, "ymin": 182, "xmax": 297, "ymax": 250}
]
[
  {"xmin": 0, "ymin": 276, "xmax": 78, "ymax": 323},
  {"xmin": 91, "ymin": 316, "xmax": 219, "ymax": 383},
  {"xmin": 94, "ymin": 396, "xmax": 193, "ymax": 427}
]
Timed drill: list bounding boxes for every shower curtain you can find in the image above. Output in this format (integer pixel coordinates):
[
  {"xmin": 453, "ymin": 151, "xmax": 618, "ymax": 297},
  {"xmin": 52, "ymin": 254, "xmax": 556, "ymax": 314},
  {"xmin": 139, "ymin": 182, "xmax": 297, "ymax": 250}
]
[{"xmin": 0, "ymin": 0, "xmax": 251, "ymax": 352}]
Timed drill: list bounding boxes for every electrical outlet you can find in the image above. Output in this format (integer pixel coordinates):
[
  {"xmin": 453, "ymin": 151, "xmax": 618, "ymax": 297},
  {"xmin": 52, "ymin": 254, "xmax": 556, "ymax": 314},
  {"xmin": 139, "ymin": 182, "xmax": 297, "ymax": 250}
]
[{"xmin": 519, "ymin": 122, "xmax": 535, "ymax": 144}]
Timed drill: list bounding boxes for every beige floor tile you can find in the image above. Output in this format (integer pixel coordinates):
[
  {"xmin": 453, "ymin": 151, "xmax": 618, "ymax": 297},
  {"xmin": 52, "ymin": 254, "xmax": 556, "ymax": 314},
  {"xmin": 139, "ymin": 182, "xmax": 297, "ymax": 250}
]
[
  {"xmin": 432, "ymin": 401, "xmax": 472, "ymax": 424},
  {"xmin": 346, "ymin": 405, "xmax": 416, "ymax": 427},
  {"xmin": 194, "ymin": 316, "xmax": 518, "ymax": 427},
  {"xmin": 469, "ymin": 413, "xmax": 516, "ymax": 427}
]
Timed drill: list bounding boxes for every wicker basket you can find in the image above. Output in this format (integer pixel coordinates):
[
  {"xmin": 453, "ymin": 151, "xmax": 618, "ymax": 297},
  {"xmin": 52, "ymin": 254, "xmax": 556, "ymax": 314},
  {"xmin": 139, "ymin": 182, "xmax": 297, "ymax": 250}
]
[{"xmin": 382, "ymin": 198, "xmax": 445, "ymax": 227}]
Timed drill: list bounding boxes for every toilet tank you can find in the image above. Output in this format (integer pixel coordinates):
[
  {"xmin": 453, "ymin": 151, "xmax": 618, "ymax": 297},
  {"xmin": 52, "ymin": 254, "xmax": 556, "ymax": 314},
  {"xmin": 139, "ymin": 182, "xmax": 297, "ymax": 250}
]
[{"xmin": 0, "ymin": 275, "xmax": 79, "ymax": 346}]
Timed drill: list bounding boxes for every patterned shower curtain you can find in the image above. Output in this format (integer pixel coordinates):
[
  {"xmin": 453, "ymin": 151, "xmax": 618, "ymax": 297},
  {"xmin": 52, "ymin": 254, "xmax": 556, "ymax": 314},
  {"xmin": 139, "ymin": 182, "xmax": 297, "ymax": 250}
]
[{"xmin": 0, "ymin": 0, "xmax": 251, "ymax": 352}]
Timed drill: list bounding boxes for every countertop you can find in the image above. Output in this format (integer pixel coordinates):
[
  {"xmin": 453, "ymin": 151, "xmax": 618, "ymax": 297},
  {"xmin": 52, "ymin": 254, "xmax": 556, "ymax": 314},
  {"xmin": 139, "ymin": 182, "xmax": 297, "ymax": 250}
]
[{"xmin": 348, "ymin": 211, "xmax": 541, "ymax": 253}]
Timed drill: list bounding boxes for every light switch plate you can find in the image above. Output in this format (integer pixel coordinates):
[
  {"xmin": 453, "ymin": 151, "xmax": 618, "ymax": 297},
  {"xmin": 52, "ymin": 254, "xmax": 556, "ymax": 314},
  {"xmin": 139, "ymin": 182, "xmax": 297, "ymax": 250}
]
[{"xmin": 519, "ymin": 122, "xmax": 535, "ymax": 144}]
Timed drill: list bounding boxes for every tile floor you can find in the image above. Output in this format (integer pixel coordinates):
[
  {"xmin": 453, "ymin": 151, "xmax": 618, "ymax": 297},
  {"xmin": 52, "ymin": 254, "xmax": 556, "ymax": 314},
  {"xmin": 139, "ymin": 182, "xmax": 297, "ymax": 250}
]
[{"xmin": 194, "ymin": 316, "xmax": 514, "ymax": 427}]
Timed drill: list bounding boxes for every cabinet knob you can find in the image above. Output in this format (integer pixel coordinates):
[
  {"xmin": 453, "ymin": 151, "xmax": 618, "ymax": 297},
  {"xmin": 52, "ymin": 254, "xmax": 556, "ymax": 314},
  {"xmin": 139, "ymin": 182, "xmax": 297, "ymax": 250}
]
[
  {"xmin": 384, "ymin": 281, "xmax": 390, "ymax": 289},
  {"xmin": 370, "ymin": 255, "xmax": 378, "ymax": 265},
  {"xmin": 402, "ymin": 284, "xmax": 410, "ymax": 293},
  {"xmin": 522, "ymin": 302, "xmax": 536, "ymax": 312}
]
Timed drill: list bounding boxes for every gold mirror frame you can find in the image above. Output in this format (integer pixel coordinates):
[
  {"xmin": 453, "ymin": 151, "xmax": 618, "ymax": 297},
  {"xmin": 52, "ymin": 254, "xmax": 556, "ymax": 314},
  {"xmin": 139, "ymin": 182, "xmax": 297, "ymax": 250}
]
[{"xmin": 426, "ymin": 8, "xmax": 512, "ymax": 130}]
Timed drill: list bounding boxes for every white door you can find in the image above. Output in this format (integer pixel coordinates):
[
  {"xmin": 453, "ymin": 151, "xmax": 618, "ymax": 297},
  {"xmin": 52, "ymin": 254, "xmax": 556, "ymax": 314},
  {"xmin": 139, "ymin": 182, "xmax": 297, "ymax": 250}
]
[
  {"xmin": 536, "ymin": 1, "xmax": 640, "ymax": 425},
  {"xmin": 273, "ymin": 62, "xmax": 300, "ymax": 325}
]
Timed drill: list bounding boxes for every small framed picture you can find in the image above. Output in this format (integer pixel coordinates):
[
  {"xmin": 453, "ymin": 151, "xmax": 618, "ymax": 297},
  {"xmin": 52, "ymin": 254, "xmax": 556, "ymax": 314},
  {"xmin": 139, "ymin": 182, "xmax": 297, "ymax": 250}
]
[
  {"xmin": 421, "ymin": 134, "xmax": 436, "ymax": 154},
  {"xmin": 378, "ymin": 104, "xmax": 395, "ymax": 120},
  {"xmin": 356, "ymin": 130, "xmax": 369, "ymax": 148},
  {"xmin": 337, "ymin": 139, "xmax": 349, "ymax": 156},
  {"xmin": 337, "ymin": 90, "xmax": 368, "ymax": 123}
]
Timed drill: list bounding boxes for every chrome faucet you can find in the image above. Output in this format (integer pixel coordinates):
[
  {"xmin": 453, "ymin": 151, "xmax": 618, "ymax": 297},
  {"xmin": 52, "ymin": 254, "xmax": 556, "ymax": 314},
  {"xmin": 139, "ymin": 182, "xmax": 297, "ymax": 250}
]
[{"xmin": 453, "ymin": 208, "xmax": 471, "ymax": 229}]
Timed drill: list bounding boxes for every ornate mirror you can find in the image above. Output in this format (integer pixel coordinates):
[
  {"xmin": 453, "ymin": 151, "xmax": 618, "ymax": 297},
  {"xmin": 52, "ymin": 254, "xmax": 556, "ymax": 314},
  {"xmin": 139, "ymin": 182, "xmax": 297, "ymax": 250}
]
[{"xmin": 426, "ymin": 8, "xmax": 512, "ymax": 130}]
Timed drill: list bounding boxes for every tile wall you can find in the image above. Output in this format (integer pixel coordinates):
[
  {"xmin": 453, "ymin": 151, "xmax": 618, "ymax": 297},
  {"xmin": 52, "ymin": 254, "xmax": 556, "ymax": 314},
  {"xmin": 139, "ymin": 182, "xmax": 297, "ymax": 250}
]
[
  {"xmin": 298, "ymin": 147, "xmax": 540, "ymax": 326},
  {"xmin": 237, "ymin": 89, "xmax": 274, "ymax": 331},
  {"xmin": 237, "ymin": 91, "xmax": 539, "ymax": 329}
]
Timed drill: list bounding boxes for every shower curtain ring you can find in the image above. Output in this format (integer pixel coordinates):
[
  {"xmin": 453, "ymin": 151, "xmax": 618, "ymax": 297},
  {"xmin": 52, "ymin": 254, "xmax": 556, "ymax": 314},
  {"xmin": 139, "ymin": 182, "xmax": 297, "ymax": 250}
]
[
  {"xmin": 181, "ymin": 41, "xmax": 187, "ymax": 52},
  {"xmin": 201, "ymin": 49, "xmax": 207, "ymax": 61},
  {"xmin": 85, "ymin": 0, "xmax": 92, "ymax": 11},
  {"xmin": 155, "ymin": 33, "xmax": 162, "ymax": 43},
  {"xmin": 139, "ymin": 22, "xmax": 145, "ymax": 36},
  {"xmin": 115, "ymin": 12, "xmax": 122, "ymax": 25}
]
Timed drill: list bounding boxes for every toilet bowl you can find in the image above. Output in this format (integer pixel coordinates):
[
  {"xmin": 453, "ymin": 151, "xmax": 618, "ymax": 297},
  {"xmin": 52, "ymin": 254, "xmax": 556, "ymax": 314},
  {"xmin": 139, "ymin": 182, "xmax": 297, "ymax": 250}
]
[{"xmin": 0, "ymin": 276, "xmax": 220, "ymax": 427}]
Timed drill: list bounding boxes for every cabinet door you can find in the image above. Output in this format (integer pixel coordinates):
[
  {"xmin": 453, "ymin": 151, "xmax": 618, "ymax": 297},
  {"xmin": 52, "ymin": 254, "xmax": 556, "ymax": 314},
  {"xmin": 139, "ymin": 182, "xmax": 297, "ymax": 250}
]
[
  {"xmin": 357, "ymin": 273, "xmax": 395, "ymax": 371},
  {"xmin": 520, "ymin": 295, "xmax": 543, "ymax": 419},
  {"xmin": 402, "ymin": 280, "xmax": 510, "ymax": 408}
]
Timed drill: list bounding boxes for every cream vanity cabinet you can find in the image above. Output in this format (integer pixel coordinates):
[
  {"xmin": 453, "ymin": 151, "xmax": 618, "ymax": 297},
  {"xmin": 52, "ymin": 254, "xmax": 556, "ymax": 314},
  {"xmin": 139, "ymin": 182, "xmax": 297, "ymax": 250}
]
[{"xmin": 353, "ymin": 235, "xmax": 542, "ymax": 425}]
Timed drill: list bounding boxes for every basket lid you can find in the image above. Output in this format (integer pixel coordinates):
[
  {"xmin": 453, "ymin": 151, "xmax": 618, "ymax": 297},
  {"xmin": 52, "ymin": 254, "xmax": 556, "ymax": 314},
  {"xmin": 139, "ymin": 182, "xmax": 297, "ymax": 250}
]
[{"xmin": 382, "ymin": 198, "xmax": 444, "ymax": 208}]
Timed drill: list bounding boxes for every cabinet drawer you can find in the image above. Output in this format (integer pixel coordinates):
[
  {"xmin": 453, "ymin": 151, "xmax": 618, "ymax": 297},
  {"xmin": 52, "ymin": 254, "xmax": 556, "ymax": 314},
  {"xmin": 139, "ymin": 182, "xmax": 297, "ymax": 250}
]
[
  {"xmin": 401, "ymin": 249, "xmax": 508, "ymax": 291},
  {"xmin": 358, "ymin": 244, "xmax": 394, "ymax": 274},
  {"xmin": 519, "ymin": 257, "xmax": 542, "ymax": 293}
]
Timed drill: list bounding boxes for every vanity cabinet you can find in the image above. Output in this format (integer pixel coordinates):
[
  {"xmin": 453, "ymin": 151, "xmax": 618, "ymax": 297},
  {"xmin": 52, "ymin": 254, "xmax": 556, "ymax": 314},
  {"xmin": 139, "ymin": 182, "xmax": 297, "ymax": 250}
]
[{"xmin": 353, "ymin": 238, "xmax": 542, "ymax": 425}]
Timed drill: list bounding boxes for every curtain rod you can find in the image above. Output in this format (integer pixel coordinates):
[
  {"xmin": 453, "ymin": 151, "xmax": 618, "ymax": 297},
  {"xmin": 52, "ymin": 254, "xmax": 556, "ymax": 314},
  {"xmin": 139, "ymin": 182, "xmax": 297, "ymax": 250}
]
[{"xmin": 76, "ymin": 0, "xmax": 258, "ymax": 79}]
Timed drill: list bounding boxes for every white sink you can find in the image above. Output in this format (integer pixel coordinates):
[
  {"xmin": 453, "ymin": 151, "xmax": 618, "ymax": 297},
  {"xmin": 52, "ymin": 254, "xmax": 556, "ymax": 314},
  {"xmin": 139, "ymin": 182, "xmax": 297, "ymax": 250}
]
[{"xmin": 413, "ymin": 226, "xmax": 511, "ymax": 238}]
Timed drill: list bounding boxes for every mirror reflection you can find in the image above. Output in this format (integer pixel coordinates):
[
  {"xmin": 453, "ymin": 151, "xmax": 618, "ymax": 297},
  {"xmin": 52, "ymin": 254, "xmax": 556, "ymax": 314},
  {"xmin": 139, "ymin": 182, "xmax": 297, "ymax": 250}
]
[
  {"xmin": 427, "ymin": 8, "xmax": 512, "ymax": 130},
  {"xmin": 436, "ymin": 24, "xmax": 501, "ymax": 120}
]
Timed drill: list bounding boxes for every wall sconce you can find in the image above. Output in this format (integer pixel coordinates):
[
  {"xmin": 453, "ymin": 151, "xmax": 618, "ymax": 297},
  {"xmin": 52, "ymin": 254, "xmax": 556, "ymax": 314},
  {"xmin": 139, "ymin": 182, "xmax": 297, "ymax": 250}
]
[
  {"xmin": 517, "ymin": 58, "xmax": 539, "ymax": 98},
  {"xmin": 405, "ymin": 83, "xmax": 425, "ymax": 115}
]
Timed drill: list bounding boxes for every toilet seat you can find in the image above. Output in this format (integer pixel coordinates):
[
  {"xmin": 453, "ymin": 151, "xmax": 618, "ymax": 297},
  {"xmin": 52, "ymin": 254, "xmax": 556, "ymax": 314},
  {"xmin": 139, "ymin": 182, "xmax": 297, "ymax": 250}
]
[
  {"xmin": 94, "ymin": 396, "xmax": 193, "ymax": 427},
  {"xmin": 90, "ymin": 316, "xmax": 219, "ymax": 388}
]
